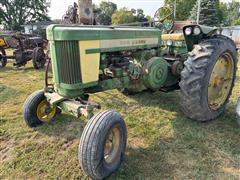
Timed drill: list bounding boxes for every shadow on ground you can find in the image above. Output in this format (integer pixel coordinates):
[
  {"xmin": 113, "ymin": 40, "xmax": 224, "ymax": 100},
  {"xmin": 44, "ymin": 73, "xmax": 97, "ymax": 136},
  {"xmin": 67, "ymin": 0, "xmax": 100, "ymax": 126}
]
[
  {"xmin": 0, "ymin": 65, "xmax": 45, "ymax": 73},
  {"xmin": 110, "ymin": 92, "xmax": 240, "ymax": 179},
  {"xmin": 36, "ymin": 114, "xmax": 86, "ymax": 141}
]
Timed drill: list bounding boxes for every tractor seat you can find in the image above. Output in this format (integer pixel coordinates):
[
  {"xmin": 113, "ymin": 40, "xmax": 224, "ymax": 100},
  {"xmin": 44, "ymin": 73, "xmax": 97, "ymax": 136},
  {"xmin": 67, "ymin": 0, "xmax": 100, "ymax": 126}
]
[
  {"xmin": 161, "ymin": 33, "xmax": 184, "ymax": 41},
  {"xmin": 161, "ymin": 21, "xmax": 195, "ymax": 42}
]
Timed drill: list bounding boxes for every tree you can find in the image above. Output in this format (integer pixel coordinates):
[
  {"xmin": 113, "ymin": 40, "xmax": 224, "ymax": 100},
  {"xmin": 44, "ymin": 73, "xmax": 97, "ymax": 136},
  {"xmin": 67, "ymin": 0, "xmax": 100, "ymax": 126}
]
[
  {"xmin": 93, "ymin": 1, "xmax": 117, "ymax": 25},
  {"xmin": 189, "ymin": 0, "xmax": 219, "ymax": 26},
  {"xmin": 188, "ymin": 0, "xmax": 239, "ymax": 26},
  {"xmin": 234, "ymin": 18, "xmax": 240, "ymax": 25},
  {"xmin": 111, "ymin": 8, "xmax": 149, "ymax": 25},
  {"xmin": 135, "ymin": 9, "xmax": 148, "ymax": 22},
  {"xmin": 220, "ymin": 0, "xmax": 240, "ymax": 26},
  {"xmin": 0, "ymin": 0, "xmax": 50, "ymax": 31},
  {"xmin": 111, "ymin": 8, "xmax": 135, "ymax": 25},
  {"xmin": 164, "ymin": 0, "xmax": 196, "ymax": 21},
  {"xmin": 215, "ymin": 0, "xmax": 225, "ymax": 25}
]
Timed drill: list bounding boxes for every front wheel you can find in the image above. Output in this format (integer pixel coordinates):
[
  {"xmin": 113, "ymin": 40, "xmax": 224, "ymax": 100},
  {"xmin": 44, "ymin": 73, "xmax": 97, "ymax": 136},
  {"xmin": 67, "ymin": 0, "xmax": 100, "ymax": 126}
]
[
  {"xmin": 32, "ymin": 47, "xmax": 46, "ymax": 69},
  {"xmin": 79, "ymin": 110, "xmax": 127, "ymax": 180},
  {"xmin": 0, "ymin": 47, "xmax": 7, "ymax": 68},
  {"xmin": 23, "ymin": 90, "xmax": 57, "ymax": 128},
  {"xmin": 180, "ymin": 35, "xmax": 238, "ymax": 121}
]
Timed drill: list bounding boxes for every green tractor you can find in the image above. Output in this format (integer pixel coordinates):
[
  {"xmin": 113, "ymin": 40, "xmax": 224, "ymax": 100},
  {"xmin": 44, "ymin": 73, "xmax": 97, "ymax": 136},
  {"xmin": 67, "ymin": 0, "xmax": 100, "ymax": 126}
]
[{"xmin": 23, "ymin": 7, "xmax": 238, "ymax": 179}]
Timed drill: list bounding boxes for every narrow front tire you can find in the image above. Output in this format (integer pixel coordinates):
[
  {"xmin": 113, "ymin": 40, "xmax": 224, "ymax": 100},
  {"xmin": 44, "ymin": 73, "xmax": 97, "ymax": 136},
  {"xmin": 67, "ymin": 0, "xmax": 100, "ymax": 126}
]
[
  {"xmin": 23, "ymin": 90, "xmax": 57, "ymax": 128},
  {"xmin": 79, "ymin": 110, "xmax": 127, "ymax": 180}
]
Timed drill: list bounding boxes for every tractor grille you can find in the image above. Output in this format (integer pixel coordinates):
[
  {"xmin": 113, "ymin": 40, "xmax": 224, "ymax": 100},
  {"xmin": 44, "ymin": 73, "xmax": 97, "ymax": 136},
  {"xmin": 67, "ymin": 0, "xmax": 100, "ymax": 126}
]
[{"xmin": 56, "ymin": 41, "xmax": 81, "ymax": 84}]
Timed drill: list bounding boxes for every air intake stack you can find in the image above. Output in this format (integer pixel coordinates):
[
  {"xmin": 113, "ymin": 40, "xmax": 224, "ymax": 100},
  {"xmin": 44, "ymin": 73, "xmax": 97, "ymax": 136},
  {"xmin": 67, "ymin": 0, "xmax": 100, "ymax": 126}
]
[{"xmin": 78, "ymin": 0, "xmax": 94, "ymax": 25}]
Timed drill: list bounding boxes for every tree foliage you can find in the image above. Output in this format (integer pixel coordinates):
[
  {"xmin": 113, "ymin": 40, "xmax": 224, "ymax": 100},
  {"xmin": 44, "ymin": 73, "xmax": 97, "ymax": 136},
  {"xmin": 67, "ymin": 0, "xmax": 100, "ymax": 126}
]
[
  {"xmin": 111, "ymin": 7, "xmax": 149, "ymax": 25},
  {"xmin": 111, "ymin": 8, "xmax": 135, "ymax": 25},
  {"xmin": 93, "ymin": 1, "xmax": 117, "ymax": 25},
  {"xmin": 219, "ymin": 0, "xmax": 240, "ymax": 26},
  {"xmin": 164, "ymin": 0, "xmax": 196, "ymax": 21},
  {"xmin": 189, "ymin": 0, "xmax": 219, "ymax": 26},
  {"xmin": 234, "ymin": 18, "xmax": 240, "ymax": 25},
  {"xmin": 215, "ymin": 0, "xmax": 225, "ymax": 25},
  {"xmin": 0, "ymin": 0, "xmax": 50, "ymax": 31},
  {"xmin": 189, "ymin": 0, "xmax": 240, "ymax": 26},
  {"xmin": 135, "ymin": 9, "xmax": 148, "ymax": 22}
]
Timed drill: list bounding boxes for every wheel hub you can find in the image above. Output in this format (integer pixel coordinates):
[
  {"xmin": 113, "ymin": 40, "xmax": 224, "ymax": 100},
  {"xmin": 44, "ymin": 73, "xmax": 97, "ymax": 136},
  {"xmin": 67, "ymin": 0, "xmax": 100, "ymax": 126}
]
[
  {"xmin": 104, "ymin": 126, "xmax": 121, "ymax": 165},
  {"xmin": 36, "ymin": 100, "xmax": 56, "ymax": 122},
  {"xmin": 208, "ymin": 53, "xmax": 234, "ymax": 110}
]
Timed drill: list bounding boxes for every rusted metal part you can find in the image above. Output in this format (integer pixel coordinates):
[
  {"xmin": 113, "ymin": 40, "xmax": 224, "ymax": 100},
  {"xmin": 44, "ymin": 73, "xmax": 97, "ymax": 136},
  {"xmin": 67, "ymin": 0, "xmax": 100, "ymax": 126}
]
[
  {"xmin": 78, "ymin": 0, "xmax": 94, "ymax": 25},
  {"xmin": 32, "ymin": 47, "xmax": 46, "ymax": 69},
  {"xmin": 62, "ymin": 3, "xmax": 79, "ymax": 24},
  {"xmin": 0, "ymin": 32, "xmax": 47, "ymax": 69},
  {"xmin": 171, "ymin": 21, "xmax": 195, "ymax": 33},
  {"xmin": 221, "ymin": 26, "xmax": 240, "ymax": 49},
  {"xmin": 62, "ymin": 1, "xmax": 95, "ymax": 25}
]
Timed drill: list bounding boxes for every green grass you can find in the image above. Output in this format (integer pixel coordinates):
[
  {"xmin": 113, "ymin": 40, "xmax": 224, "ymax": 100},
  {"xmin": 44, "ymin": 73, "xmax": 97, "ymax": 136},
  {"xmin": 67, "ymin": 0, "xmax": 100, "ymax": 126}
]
[{"xmin": 0, "ymin": 57, "xmax": 239, "ymax": 179}]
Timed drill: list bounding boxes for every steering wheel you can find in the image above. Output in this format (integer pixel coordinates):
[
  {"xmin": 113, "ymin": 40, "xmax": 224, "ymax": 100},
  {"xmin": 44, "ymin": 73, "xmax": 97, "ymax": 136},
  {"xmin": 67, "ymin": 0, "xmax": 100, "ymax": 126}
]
[{"xmin": 153, "ymin": 6, "xmax": 174, "ymax": 33}]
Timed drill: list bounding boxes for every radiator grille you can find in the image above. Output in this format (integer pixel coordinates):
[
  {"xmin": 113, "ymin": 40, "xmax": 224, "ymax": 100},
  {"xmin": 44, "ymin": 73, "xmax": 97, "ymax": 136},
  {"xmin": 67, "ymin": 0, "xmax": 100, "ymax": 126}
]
[{"xmin": 56, "ymin": 41, "xmax": 81, "ymax": 84}]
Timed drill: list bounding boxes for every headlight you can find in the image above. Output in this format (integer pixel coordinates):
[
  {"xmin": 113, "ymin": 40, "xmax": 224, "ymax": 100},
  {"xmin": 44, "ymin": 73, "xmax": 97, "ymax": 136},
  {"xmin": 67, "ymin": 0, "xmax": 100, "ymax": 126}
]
[
  {"xmin": 193, "ymin": 26, "xmax": 201, "ymax": 35},
  {"xmin": 167, "ymin": 40, "xmax": 173, "ymax": 46},
  {"xmin": 185, "ymin": 27, "xmax": 192, "ymax": 36}
]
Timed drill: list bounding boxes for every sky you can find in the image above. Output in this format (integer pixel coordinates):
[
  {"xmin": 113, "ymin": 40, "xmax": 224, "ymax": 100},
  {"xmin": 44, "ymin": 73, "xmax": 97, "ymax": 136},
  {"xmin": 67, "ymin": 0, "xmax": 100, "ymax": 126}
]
[{"xmin": 49, "ymin": 0, "xmax": 236, "ymax": 20}]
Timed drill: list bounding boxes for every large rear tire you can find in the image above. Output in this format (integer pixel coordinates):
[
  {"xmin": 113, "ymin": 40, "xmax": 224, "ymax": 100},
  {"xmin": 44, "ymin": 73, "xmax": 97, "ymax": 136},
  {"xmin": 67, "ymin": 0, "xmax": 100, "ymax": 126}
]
[
  {"xmin": 79, "ymin": 110, "xmax": 127, "ymax": 180},
  {"xmin": 180, "ymin": 35, "xmax": 238, "ymax": 121}
]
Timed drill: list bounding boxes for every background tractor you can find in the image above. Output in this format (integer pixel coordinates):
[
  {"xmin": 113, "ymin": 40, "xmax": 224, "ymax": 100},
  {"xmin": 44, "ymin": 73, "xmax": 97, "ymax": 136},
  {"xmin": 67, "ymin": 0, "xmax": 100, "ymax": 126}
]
[
  {"xmin": 23, "ymin": 6, "xmax": 238, "ymax": 180},
  {"xmin": 0, "ymin": 32, "xmax": 47, "ymax": 69}
]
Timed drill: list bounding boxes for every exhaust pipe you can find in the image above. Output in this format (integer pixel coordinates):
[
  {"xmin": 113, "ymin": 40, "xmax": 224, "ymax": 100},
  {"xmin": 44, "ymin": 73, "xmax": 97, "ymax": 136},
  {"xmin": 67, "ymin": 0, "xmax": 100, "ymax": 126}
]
[{"xmin": 236, "ymin": 97, "xmax": 240, "ymax": 125}]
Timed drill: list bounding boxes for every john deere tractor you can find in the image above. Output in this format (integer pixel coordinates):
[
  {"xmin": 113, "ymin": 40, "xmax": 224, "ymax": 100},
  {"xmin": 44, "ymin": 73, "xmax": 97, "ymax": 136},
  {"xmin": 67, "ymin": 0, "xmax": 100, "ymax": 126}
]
[{"xmin": 23, "ymin": 7, "xmax": 238, "ymax": 179}]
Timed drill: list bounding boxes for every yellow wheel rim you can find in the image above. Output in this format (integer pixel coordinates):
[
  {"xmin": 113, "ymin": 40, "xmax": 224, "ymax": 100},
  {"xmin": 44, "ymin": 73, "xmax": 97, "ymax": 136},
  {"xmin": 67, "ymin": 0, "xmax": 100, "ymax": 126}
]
[
  {"xmin": 36, "ymin": 100, "xmax": 56, "ymax": 122},
  {"xmin": 208, "ymin": 52, "xmax": 234, "ymax": 110},
  {"xmin": 104, "ymin": 126, "xmax": 121, "ymax": 164}
]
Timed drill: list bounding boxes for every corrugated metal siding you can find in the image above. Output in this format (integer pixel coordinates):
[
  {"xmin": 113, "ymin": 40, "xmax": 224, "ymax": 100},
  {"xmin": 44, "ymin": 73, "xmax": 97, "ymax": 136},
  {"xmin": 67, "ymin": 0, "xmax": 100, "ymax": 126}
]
[{"xmin": 221, "ymin": 26, "xmax": 240, "ymax": 49}]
